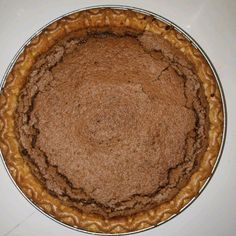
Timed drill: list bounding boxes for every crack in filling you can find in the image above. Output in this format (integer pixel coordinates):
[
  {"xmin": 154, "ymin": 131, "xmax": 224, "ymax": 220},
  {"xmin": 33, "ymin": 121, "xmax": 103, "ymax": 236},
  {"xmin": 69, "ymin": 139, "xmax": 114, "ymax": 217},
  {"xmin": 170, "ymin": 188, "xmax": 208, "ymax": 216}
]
[{"xmin": 15, "ymin": 28, "xmax": 209, "ymax": 217}]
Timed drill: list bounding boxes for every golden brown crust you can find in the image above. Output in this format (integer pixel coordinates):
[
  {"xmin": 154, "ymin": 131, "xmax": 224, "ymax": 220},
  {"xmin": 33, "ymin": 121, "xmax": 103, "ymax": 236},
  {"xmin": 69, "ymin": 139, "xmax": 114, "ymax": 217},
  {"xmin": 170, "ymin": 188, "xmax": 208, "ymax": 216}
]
[{"xmin": 0, "ymin": 8, "xmax": 224, "ymax": 233}]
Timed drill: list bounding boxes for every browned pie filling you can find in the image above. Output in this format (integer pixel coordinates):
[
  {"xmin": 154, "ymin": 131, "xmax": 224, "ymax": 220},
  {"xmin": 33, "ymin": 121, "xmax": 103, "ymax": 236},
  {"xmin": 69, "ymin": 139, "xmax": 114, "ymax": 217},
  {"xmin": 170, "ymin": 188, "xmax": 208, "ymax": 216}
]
[{"xmin": 15, "ymin": 28, "xmax": 209, "ymax": 218}]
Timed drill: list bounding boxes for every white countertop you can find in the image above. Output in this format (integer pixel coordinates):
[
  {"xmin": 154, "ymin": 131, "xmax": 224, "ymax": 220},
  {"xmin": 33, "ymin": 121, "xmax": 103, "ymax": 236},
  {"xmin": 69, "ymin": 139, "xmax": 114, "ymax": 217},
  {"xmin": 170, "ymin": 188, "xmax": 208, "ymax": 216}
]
[{"xmin": 0, "ymin": 0, "xmax": 235, "ymax": 235}]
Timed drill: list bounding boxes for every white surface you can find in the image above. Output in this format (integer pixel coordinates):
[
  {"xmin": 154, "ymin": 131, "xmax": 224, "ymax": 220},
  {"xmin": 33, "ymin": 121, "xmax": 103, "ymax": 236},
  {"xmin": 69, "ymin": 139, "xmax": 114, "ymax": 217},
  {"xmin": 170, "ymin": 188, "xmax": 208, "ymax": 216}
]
[{"xmin": 0, "ymin": 0, "xmax": 235, "ymax": 235}]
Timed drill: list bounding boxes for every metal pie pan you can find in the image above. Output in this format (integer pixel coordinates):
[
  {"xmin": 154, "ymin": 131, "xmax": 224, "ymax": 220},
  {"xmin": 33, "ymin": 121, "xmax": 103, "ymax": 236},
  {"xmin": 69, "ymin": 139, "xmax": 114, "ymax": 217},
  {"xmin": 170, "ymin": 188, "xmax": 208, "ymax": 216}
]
[{"xmin": 0, "ymin": 5, "xmax": 227, "ymax": 235}]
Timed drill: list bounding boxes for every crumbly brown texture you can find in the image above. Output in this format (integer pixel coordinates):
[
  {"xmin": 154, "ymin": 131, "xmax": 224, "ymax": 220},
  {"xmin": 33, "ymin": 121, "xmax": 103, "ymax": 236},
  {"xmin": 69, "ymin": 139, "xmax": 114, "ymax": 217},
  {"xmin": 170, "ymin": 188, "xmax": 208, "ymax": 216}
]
[{"xmin": 15, "ymin": 28, "xmax": 209, "ymax": 218}]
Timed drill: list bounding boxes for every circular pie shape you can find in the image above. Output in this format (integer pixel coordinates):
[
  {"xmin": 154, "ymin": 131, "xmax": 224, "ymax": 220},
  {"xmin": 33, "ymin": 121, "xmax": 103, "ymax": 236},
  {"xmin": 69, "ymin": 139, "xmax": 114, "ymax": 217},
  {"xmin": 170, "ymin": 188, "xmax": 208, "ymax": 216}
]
[{"xmin": 0, "ymin": 6, "xmax": 225, "ymax": 234}]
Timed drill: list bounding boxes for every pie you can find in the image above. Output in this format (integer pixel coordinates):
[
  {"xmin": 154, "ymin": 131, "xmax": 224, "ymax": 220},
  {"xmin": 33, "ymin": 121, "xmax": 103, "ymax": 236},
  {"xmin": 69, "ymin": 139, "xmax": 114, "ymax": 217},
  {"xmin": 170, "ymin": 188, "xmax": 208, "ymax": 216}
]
[{"xmin": 0, "ymin": 7, "xmax": 224, "ymax": 233}]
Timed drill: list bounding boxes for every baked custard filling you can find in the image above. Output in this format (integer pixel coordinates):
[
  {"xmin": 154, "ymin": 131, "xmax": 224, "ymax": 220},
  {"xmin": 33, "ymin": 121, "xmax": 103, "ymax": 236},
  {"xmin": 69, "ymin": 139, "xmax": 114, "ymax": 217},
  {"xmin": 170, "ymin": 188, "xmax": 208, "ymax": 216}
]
[{"xmin": 15, "ymin": 28, "xmax": 209, "ymax": 217}]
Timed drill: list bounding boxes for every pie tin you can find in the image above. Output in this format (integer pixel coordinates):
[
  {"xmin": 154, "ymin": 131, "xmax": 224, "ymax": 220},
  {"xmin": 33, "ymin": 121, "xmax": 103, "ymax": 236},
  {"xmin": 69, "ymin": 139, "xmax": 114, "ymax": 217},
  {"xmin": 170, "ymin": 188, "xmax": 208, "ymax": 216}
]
[{"xmin": 0, "ymin": 5, "xmax": 227, "ymax": 235}]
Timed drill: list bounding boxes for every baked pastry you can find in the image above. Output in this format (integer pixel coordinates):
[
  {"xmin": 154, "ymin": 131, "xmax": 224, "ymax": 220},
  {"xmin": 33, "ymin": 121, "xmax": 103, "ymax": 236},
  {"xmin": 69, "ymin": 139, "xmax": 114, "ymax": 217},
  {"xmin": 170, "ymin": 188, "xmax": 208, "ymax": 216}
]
[{"xmin": 0, "ymin": 7, "xmax": 224, "ymax": 233}]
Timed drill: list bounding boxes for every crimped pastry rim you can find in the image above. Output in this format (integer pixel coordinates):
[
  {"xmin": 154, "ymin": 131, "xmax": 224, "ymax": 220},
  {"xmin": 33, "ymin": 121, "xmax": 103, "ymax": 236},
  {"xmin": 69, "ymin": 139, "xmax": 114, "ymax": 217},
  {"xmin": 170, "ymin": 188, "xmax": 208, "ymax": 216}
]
[{"xmin": 0, "ymin": 5, "xmax": 226, "ymax": 235}]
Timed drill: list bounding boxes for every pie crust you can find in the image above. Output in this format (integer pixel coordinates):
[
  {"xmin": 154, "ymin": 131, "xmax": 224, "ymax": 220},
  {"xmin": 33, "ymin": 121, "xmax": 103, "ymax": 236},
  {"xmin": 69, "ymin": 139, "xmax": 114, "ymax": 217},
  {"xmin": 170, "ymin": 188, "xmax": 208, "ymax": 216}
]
[{"xmin": 0, "ymin": 7, "xmax": 224, "ymax": 234}]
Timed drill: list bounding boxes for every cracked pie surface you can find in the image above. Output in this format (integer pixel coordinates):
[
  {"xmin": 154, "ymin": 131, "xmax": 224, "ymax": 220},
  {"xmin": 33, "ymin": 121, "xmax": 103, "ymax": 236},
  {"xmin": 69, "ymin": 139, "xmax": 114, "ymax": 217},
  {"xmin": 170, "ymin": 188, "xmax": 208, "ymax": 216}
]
[{"xmin": 0, "ymin": 8, "xmax": 224, "ymax": 234}]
